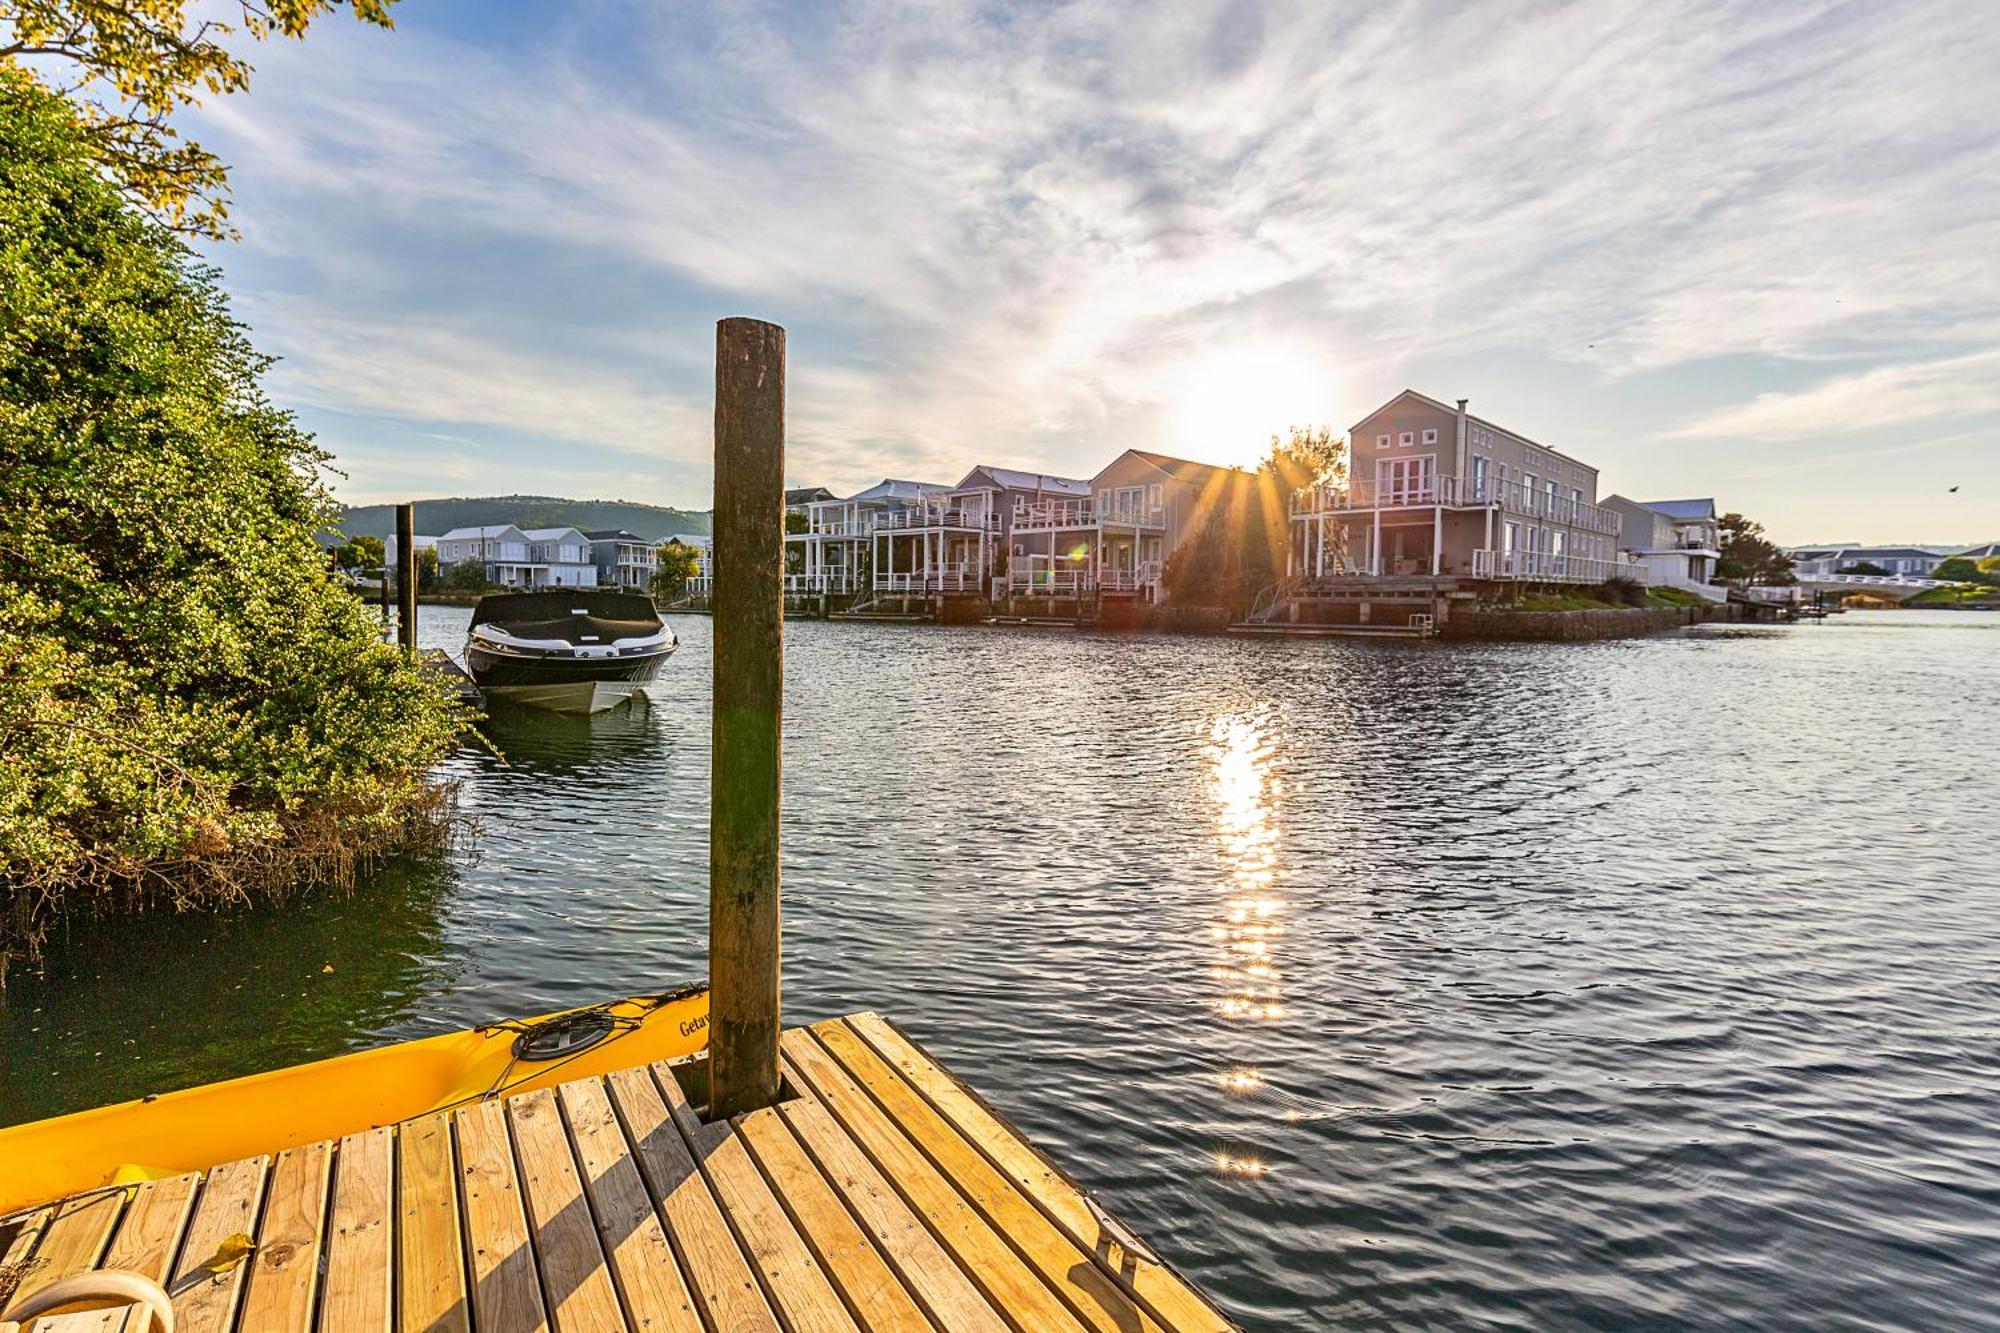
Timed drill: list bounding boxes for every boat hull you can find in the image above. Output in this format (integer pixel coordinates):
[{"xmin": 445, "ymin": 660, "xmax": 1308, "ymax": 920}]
[
  {"xmin": 0, "ymin": 987, "xmax": 710, "ymax": 1214},
  {"xmin": 465, "ymin": 642, "xmax": 672, "ymax": 713}
]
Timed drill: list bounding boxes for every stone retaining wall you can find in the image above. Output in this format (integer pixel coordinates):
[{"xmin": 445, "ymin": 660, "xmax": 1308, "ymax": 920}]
[{"xmin": 1442, "ymin": 604, "xmax": 1726, "ymax": 641}]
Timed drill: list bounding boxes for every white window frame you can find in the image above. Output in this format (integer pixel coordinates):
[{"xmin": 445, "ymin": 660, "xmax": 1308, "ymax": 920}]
[
  {"xmin": 1376, "ymin": 433, "xmax": 1390, "ymax": 449},
  {"xmin": 1421, "ymin": 428, "xmax": 1438, "ymax": 445},
  {"xmin": 1398, "ymin": 431, "xmax": 1414, "ymax": 448}
]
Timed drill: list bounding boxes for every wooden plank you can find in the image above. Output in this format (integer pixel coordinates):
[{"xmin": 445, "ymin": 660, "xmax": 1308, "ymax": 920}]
[
  {"xmin": 397, "ymin": 1113, "xmax": 468, "ymax": 1333},
  {"xmin": 169, "ymin": 1155, "xmax": 269, "ymax": 1333},
  {"xmin": 780, "ymin": 1031, "xmax": 1088, "ymax": 1333},
  {"xmin": 556, "ymin": 1079, "xmax": 702, "ymax": 1333},
  {"xmin": 320, "ymin": 1129, "xmax": 393, "ymax": 1333},
  {"xmin": 775, "ymin": 1079, "xmax": 1007, "ymax": 1333},
  {"xmin": 238, "ymin": 1141, "xmax": 331, "ymax": 1332},
  {"xmin": 99, "ymin": 1175, "xmax": 199, "ymax": 1283},
  {"xmin": 12, "ymin": 1190, "xmax": 122, "ymax": 1300},
  {"xmin": 1, "ymin": 1208, "xmax": 52, "ymax": 1333},
  {"xmin": 455, "ymin": 1100, "xmax": 548, "ymax": 1333},
  {"xmin": 847, "ymin": 1015, "xmax": 1234, "ymax": 1333},
  {"xmin": 732, "ymin": 1103, "xmax": 931, "ymax": 1333},
  {"xmin": 506, "ymin": 1088, "xmax": 626, "ymax": 1333},
  {"xmin": 602, "ymin": 1065, "xmax": 776, "ymax": 1333},
  {"xmin": 814, "ymin": 1022, "xmax": 1166, "ymax": 1333},
  {"xmin": 651, "ymin": 1064, "xmax": 856, "ymax": 1333}
]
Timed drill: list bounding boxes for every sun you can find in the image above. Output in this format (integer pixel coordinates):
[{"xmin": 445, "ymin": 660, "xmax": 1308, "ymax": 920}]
[{"xmin": 1172, "ymin": 342, "xmax": 1337, "ymax": 467}]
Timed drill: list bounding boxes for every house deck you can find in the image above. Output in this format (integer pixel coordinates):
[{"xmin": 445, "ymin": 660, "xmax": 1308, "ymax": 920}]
[{"xmin": 0, "ymin": 1013, "xmax": 1235, "ymax": 1333}]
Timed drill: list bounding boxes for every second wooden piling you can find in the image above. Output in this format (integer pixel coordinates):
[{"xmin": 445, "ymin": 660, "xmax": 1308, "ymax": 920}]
[{"xmin": 396, "ymin": 501, "xmax": 418, "ymax": 657}]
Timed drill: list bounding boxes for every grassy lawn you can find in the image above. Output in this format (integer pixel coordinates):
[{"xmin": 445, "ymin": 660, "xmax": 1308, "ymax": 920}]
[
  {"xmin": 1907, "ymin": 584, "xmax": 2000, "ymax": 607},
  {"xmin": 1644, "ymin": 587, "xmax": 1707, "ymax": 608},
  {"xmin": 1517, "ymin": 593, "xmax": 1623, "ymax": 612}
]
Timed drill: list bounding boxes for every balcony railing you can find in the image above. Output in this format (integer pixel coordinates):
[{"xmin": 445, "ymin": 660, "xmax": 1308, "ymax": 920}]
[
  {"xmin": 1008, "ymin": 569, "xmax": 1094, "ymax": 595},
  {"xmin": 785, "ymin": 572, "xmax": 860, "ymax": 593},
  {"xmin": 1098, "ymin": 561, "xmax": 1163, "ymax": 592},
  {"xmin": 1294, "ymin": 476, "xmax": 1620, "ymax": 534},
  {"xmin": 1469, "ymin": 549, "xmax": 1623, "ymax": 583},
  {"xmin": 871, "ymin": 507, "xmax": 999, "ymax": 532},
  {"xmin": 875, "ymin": 563, "xmax": 983, "ymax": 592},
  {"xmin": 1012, "ymin": 500, "xmax": 1166, "ymax": 532}
]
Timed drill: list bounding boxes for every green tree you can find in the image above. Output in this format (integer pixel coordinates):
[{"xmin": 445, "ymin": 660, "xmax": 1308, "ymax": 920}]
[
  {"xmin": 1, "ymin": 0, "xmax": 395, "ymax": 238},
  {"xmin": 332, "ymin": 533, "xmax": 384, "ymax": 569},
  {"xmin": 416, "ymin": 544, "xmax": 439, "ymax": 590},
  {"xmin": 651, "ymin": 540, "xmax": 704, "ymax": 601},
  {"xmin": 441, "ymin": 559, "xmax": 488, "ymax": 591},
  {"xmin": 1716, "ymin": 512, "xmax": 1795, "ymax": 586},
  {"xmin": 1838, "ymin": 561, "xmax": 1892, "ymax": 577},
  {"xmin": 0, "ymin": 71, "xmax": 462, "ymax": 974}
]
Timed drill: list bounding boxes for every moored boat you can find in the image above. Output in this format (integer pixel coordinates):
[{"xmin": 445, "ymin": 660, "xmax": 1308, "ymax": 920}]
[
  {"xmin": 0, "ymin": 986, "xmax": 709, "ymax": 1215},
  {"xmin": 464, "ymin": 589, "xmax": 676, "ymax": 713}
]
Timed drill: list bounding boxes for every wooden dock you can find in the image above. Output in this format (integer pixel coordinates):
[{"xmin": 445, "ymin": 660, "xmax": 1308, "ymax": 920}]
[{"xmin": 0, "ymin": 1014, "xmax": 1235, "ymax": 1333}]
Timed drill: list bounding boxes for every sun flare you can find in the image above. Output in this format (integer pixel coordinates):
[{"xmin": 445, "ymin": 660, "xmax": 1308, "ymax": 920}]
[{"xmin": 1172, "ymin": 342, "xmax": 1338, "ymax": 467}]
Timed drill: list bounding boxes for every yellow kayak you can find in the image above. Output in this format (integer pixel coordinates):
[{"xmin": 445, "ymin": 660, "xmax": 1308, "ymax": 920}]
[{"xmin": 0, "ymin": 984, "xmax": 709, "ymax": 1215}]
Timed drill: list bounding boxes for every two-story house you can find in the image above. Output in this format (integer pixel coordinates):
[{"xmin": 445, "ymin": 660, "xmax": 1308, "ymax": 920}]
[
  {"xmin": 1290, "ymin": 390, "xmax": 1621, "ymax": 583},
  {"xmin": 1010, "ymin": 449, "xmax": 1237, "ymax": 602},
  {"xmin": 436, "ymin": 524, "xmax": 536, "ymax": 585},
  {"xmin": 1601, "ymin": 496, "xmax": 1724, "ymax": 599},
  {"xmin": 587, "ymin": 529, "xmax": 657, "ymax": 590},
  {"xmin": 787, "ymin": 479, "xmax": 954, "ymax": 594}
]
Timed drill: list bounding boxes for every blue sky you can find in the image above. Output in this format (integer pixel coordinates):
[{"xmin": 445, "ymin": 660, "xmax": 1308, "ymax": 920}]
[{"xmin": 189, "ymin": 0, "xmax": 2000, "ymax": 545}]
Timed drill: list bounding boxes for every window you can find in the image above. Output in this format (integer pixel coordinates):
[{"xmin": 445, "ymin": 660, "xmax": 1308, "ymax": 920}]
[
  {"xmin": 1146, "ymin": 482, "xmax": 1162, "ymax": 511},
  {"xmin": 1398, "ymin": 431, "xmax": 1414, "ymax": 448},
  {"xmin": 1376, "ymin": 433, "xmax": 1390, "ymax": 449},
  {"xmin": 1421, "ymin": 428, "xmax": 1438, "ymax": 445},
  {"xmin": 1473, "ymin": 456, "xmax": 1490, "ymax": 499}
]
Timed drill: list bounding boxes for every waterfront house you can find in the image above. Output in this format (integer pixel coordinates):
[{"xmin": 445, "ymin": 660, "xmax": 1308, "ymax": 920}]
[
  {"xmin": 1786, "ymin": 546, "xmax": 1946, "ymax": 578},
  {"xmin": 1290, "ymin": 390, "xmax": 1621, "ymax": 583},
  {"xmin": 520, "ymin": 527, "xmax": 599, "ymax": 587},
  {"xmin": 1010, "ymin": 449, "xmax": 1235, "ymax": 602},
  {"xmin": 1602, "ymin": 495, "xmax": 1726, "ymax": 600},
  {"xmin": 437, "ymin": 524, "xmax": 599, "ymax": 587},
  {"xmin": 871, "ymin": 465, "xmax": 1094, "ymax": 597},
  {"xmin": 787, "ymin": 478, "xmax": 954, "ymax": 594},
  {"xmin": 381, "ymin": 533, "xmax": 438, "ymax": 571},
  {"xmin": 586, "ymin": 528, "xmax": 657, "ymax": 590}
]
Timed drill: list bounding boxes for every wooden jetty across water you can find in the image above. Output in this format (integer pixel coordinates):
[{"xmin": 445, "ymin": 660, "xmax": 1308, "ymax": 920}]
[{"xmin": 0, "ymin": 1013, "xmax": 1234, "ymax": 1333}]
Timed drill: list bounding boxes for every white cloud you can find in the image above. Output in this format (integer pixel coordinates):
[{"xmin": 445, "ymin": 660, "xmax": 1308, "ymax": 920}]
[
  {"xmin": 1664, "ymin": 350, "xmax": 2000, "ymax": 441},
  {"xmin": 187, "ymin": 0, "xmax": 2000, "ymax": 532}
]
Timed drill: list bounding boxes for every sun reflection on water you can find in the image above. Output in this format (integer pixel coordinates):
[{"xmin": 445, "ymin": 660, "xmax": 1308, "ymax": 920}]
[{"xmin": 1204, "ymin": 711, "xmax": 1289, "ymax": 1177}]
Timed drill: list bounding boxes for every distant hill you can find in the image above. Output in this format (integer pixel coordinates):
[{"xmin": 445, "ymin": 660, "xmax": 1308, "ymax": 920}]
[{"xmin": 332, "ymin": 495, "xmax": 711, "ymax": 543}]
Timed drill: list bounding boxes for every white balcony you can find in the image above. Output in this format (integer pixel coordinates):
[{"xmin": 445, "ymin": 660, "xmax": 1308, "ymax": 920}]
[
  {"xmin": 873, "ymin": 507, "xmax": 999, "ymax": 533},
  {"xmin": 874, "ymin": 562, "xmax": 983, "ymax": 592},
  {"xmin": 1294, "ymin": 476, "xmax": 1620, "ymax": 535},
  {"xmin": 1469, "ymin": 549, "xmax": 1623, "ymax": 584},
  {"xmin": 1012, "ymin": 500, "xmax": 1165, "ymax": 532}
]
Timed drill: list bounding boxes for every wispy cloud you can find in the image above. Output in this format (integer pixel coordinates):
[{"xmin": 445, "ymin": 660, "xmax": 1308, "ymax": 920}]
[
  {"xmin": 1664, "ymin": 350, "xmax": 2000, "ymax": 441},
  {"xmin": 189, "ymin": 0, "xmax": 2000, "ymax": 538}
]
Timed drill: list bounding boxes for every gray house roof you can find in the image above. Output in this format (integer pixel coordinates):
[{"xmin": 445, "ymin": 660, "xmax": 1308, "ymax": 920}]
[
  {"xmin": 953, "ymin": 465, "xmax": 1092, "ymax": 495},
  {"xmin": 1951, "ymin": 541, "xmax": 2000, "ymax": 560},
  {"xmin": 1641, "ymin": 498, "xmax": 1717, "ymax": 521}
]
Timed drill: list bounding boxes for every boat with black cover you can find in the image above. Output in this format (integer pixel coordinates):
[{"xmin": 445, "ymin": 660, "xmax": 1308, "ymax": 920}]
[{"xmin": 464, "ymin": 589, "xmax": 676, "ymax": 713}]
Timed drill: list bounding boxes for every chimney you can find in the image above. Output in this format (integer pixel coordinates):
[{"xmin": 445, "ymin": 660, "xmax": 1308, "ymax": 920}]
[{"xmin": 1455, "ymin": 398, "xmax": 1469, "ymax": 471}]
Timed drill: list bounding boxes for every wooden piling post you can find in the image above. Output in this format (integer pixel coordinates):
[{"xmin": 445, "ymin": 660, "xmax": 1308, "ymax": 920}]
[
  {"xmin": 396, "ymin": 502, "xmax": 418, "ymax": 658},
  {"xmin": 709, "ymin": 317, "xmax": 786, "ymax": 1118}
]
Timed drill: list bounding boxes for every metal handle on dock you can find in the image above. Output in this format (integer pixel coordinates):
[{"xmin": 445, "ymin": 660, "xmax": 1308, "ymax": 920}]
[{"xmin": 0, "ymin": 1268, "xmax": 175, "ymax": 1331}]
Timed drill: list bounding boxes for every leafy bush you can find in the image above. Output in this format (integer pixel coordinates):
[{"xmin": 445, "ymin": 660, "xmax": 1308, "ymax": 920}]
[
  {"xmin": 1595, "ymin": 576, "xmax": 1648, "ymax": 608},
  {"xmin": 0, "ymin": 71, "xmax": 466, "ymax": 975},
  {"xmin": 651, "ymin": 540, "xmax": 704, "ymax": 600}
]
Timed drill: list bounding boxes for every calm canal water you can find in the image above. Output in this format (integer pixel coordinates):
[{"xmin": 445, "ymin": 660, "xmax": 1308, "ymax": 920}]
[{"xmin": 4, "ymin": 607, "xmax": 1997, "ymax": 1331}]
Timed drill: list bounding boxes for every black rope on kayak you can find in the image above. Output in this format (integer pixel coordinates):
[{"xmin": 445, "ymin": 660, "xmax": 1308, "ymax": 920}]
[{"xmin": 419, "ymin": 982, "xmax": 709, "ymax": 1119}]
